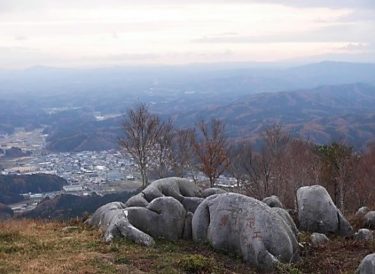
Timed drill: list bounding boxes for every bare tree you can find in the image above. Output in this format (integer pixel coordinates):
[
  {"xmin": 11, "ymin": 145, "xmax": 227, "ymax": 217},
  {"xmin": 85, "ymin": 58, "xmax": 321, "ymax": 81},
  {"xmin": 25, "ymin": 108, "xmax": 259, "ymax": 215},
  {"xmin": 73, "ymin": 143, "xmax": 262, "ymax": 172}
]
[
  {"xmin": 193, "ymin": 119, "xmax": 230, "ymax": 187},
  {"xmin": 229, "ymin": 142, "xmax": 264, "ymax": 198},
  {"xmin": 316, "ymin": 142, "xmax": 354, "ymax": 211},
  {"xmin": 119, "ymin": 104, "xmax": 162, "ymax": 187},
  {"xmin": 258, "ymin": 124, "xmax": 290, "ymax": 198},
  {"xmin": 153, "ymin": 119, "xmax": 175, "ymax": 179},
  {"xmin": 171, "ymin": 128, "xmax": 196, "ymax": 178}
]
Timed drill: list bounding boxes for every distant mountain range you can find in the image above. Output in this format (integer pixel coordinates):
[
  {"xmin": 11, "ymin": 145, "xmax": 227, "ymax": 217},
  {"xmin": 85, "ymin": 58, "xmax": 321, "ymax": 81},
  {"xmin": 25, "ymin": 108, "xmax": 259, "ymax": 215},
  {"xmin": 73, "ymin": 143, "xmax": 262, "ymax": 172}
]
[
  {"xmin": 1, "ymin": 61, "xmax": 374, "ymax": 151},
  {"xmin": 175, "ymin": 83, "xmax": 375, "ymax": 149}
]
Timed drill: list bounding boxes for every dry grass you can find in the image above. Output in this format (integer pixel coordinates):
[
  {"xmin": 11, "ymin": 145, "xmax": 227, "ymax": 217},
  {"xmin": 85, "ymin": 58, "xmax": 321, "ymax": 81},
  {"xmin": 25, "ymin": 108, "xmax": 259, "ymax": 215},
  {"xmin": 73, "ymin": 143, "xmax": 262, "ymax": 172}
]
[
  {"xmin": 1, "ymin": 219, "xmax": 374, "ymax": 274},
  {"xmin": 0, "ymin": 219, "xmax": 131, "ymax": 274},
  {"xmin": 0, "ymin": 219, "xmax": 254, "ymax": 274}
]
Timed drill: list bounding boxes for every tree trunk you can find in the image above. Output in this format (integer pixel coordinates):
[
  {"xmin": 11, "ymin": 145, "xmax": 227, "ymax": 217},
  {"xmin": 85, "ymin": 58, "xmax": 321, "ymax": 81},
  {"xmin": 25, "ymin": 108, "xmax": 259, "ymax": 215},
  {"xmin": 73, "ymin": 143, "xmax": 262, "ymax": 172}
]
[
  {"xmin": 338, "ymin": 180, "xmax": 344, "ymax": 212},
  {"xmin": 140, "ymin": 168, "xmax": 148, "ymax": 187}
]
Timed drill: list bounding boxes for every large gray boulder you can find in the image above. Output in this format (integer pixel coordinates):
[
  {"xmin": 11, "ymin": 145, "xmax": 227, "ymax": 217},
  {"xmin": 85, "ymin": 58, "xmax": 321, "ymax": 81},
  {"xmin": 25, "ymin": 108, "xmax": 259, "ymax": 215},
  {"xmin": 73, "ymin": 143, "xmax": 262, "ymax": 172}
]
[
  {"xmin": 86, "ymin": 202, "xmax": 154, "ymax": 246},
  {"xmin": 297, "ymin": 185, "xmax": 353, "ymax": 236},
  {"xmin": 354, "ymin": 229, "xmax": 374, "ymax": 242},
  {"xmin": 141, "ymin": 177, "xmax": 201, "ymax": 203},
  {"xmin": 364, "ymin": 211, "xmax": 375, "ymax": 229},
  {"xmin": 192, "ymin": 193, "xmax": 299, "ymax": 271},
  {"xmin": 127, "ymin": 196, "xmax": 186, "ymax": 241},
  {"xmin": 263, "ymin": 195, "xmax": 284, "ymax": 208},
  {"xmin": 357, "ymin": 253, "xmax": 375, "ymax": 274}
]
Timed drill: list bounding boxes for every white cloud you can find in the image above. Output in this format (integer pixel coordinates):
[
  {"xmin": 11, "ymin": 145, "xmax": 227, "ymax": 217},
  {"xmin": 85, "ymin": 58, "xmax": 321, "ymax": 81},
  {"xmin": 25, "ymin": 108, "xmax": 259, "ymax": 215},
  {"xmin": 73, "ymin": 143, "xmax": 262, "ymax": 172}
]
[{"xmin": 0, "ymin": 1, "xmax": 373, "ymax": 68}]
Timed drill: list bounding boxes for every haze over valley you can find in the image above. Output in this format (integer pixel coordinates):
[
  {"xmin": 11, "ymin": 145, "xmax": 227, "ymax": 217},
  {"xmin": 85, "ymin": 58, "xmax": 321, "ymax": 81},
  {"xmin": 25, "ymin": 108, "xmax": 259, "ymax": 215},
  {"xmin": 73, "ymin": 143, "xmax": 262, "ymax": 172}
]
[{"xmin": 1, "ymin": 61, "xmax": 374, "ymax": 152}]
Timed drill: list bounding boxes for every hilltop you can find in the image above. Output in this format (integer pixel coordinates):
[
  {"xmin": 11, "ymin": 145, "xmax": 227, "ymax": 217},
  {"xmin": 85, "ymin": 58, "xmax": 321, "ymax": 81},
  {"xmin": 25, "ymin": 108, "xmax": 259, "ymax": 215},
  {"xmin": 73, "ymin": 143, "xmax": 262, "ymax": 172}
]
[{"xmin": 0, "ymin": 218, "xmax": 373, "ymax": 273}]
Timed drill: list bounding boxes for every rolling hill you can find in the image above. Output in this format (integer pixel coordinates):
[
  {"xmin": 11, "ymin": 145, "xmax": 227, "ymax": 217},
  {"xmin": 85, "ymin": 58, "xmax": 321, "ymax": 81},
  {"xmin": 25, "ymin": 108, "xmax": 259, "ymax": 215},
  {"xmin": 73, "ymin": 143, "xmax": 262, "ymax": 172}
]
[{"xmin": 175, "ymin": 83, "xmax": 375, "ymax": 149}]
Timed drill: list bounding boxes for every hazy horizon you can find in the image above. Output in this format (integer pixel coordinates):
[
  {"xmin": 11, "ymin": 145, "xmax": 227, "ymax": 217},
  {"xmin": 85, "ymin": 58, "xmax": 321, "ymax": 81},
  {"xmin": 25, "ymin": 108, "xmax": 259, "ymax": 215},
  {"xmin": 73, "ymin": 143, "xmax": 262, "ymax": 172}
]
[{"xmin": 1, "ymin": 0, "xmax": 374, "ymax": 69}]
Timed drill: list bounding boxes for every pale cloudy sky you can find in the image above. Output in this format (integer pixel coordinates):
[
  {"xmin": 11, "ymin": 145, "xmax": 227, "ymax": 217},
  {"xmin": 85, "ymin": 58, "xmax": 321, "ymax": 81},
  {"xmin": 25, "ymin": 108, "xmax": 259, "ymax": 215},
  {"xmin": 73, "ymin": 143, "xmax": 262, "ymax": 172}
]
[{"xmin": 0, "ymin": 0, "xmax": 374, "ymax": 68}]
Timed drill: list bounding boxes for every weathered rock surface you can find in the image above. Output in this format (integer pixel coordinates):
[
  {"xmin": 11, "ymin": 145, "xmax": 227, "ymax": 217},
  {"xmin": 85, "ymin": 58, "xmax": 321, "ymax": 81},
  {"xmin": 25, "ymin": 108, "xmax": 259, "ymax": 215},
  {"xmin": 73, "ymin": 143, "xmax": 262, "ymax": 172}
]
[
  {"xmin": 357, "ymin": 253, "xmax": 375, "ymax": 274},
  {"xmin": 88, "ymin": 177, "xmax": 202, "ymax": 244},
  {"xmin": 127, "ymin": 196, "xmax": 186, "ymax": 241},
  {"xmin": 141, "ymin": 177, "xmax": 201, "ymax": 203},
  {"xmin": 125, "ymin": 193, "xmax": 149, "ymax": 208},
  {"xmin": 354, "ymin": 229, "xmax": 374, "ymax": 242},
  {"xmin": 202, "ymin": 187, "xmax": 226, "ymax": 198},
  {"xmin": 263, "ymin": 195, "xmax": 284, "ymax": 208},
  {"xmin": 192, "ymin": 193, "xmax": 299, "ymax": 271},
  {"xmin": 86, "ymin": 202, "xmax": 154, "ymax": 246},
  {"xmin": 310, "ymin": 233, "xmax": 329, "ymax": 247},
  {"xmin": 86, "ymin": 202, "xmax": 126, "ymax": 231},
  {"xmin": 271, "ymin": 207, "xmax": 299, "ymax": 236},
  {"xmin": 364, "ymin": 211, "xmax": 375, "ymax": 229},
  {"xmin": 183, "ymin": 212, "xmax": 194, "ymax": 240},
  {"xmin": 182, "ymin": 197, "xmax": 204, "ymax": 213},
  {"xmin": 297, "ymin": 185, "xmax": 353, "ymax": 236}
]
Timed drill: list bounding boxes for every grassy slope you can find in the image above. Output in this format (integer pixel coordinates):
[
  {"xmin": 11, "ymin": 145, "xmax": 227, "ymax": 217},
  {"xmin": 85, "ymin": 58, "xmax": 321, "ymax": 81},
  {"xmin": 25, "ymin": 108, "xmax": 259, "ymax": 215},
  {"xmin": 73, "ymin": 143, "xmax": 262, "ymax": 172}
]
[{"xmin": 0, "ymin": 219, "xmax": 374, "ymax": 274}]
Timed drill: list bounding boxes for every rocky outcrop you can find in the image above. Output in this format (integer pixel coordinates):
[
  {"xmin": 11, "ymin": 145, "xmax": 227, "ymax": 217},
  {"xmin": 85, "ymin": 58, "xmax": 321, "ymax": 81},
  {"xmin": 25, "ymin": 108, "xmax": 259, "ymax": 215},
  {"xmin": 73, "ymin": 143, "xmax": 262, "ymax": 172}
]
[
  {"xmin": 357, "ymin": 253, "xmax": 375, "ymax": 274},
  {"xmin": 89, "ymin": 177, "xmax": 202, "ymax": 244},
  {"xmin": 126, "ymin": 177, "xmax": 201, "ymax": 213},
  {"xmin": 297, "ymin": 185, "xmax": 353, "ymax": 236},
  {"xmin": 192, "ymin": 193, "xmax": 299, "ymax": 271},
  {"xmin": 263, "ymin": 195, "xmax": 284, "ymax": 208}
]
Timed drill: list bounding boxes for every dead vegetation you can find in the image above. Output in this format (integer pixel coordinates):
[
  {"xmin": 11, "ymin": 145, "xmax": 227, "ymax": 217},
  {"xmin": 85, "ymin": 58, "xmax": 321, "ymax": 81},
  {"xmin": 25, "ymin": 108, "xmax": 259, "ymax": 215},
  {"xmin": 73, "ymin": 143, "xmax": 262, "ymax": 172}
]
[{"xmin": 1, "ymin": 219, "xmax": 374, "ymax": 273}]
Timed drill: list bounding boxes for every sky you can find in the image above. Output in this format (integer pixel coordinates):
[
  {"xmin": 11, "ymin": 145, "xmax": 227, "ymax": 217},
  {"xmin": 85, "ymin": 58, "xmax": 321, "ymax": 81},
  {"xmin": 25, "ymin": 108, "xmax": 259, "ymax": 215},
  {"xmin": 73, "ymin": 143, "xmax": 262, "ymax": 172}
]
[{"xmin": 0, "ymin": 0, "xmax": 374, "ymax": 68}]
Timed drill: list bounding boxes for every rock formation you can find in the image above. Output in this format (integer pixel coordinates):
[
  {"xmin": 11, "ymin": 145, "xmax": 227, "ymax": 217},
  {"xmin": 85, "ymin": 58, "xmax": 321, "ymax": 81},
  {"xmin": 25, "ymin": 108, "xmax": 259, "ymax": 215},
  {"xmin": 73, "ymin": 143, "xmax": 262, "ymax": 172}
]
[
  {"xmin": 297, "ymin": 185, "xmax": 353, "ymax": 236},
  {"xmin": 192, "ymin": 193, "xmax": 299, "ymax": 271}
]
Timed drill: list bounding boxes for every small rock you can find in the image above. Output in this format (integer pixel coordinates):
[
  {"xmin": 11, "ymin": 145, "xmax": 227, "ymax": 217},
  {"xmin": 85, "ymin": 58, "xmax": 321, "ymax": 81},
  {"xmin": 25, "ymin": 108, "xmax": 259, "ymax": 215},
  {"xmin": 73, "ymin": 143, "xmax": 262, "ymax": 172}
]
[
  {"xmin": 354, "ymin": 229, "xmax": 374, "ymax": 241},
  {"xmin": 62, "ymin": 226, "xmax": 79, "ymax": 233},
  {"xmin": 364, "ymin": 211, "xmax": 375, "ymax": 229},
  {"xmin": 356, "ymin": 207, "xmax": 370, "ymax": 218},
  {"xmin": 310, "ymin": 233, "xmax": 329, "ymax": 247},
  {"xmin": 357, "ymin": 253, "xmax": 375, "ymax": 274}
]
